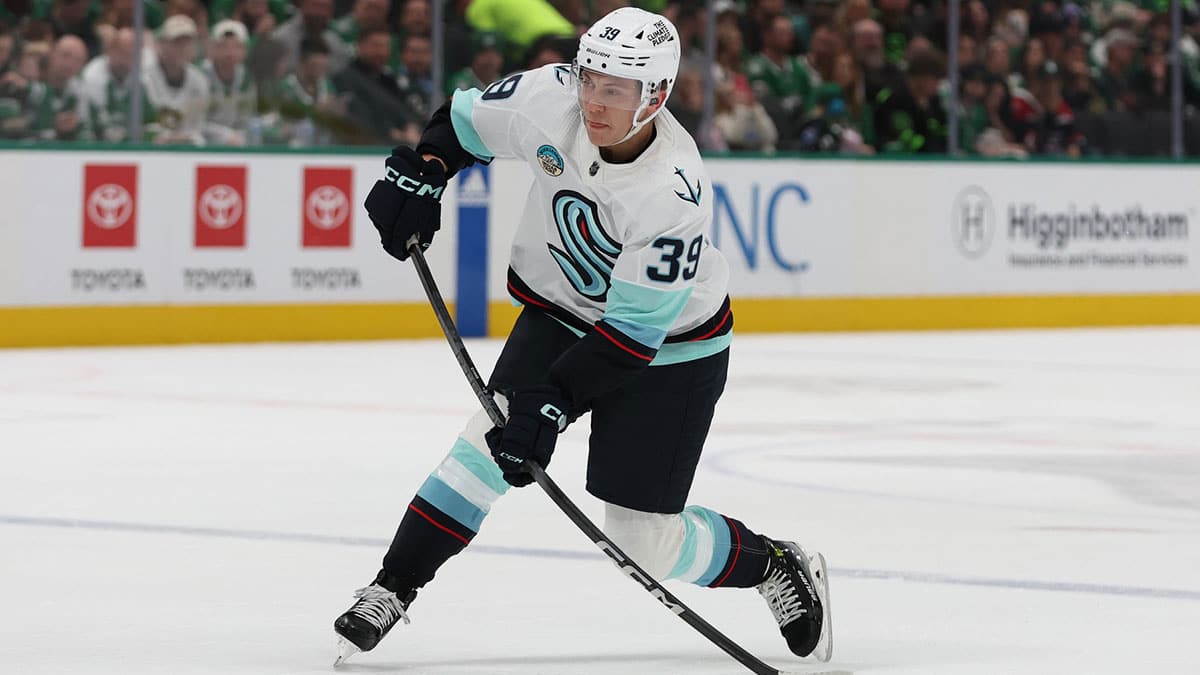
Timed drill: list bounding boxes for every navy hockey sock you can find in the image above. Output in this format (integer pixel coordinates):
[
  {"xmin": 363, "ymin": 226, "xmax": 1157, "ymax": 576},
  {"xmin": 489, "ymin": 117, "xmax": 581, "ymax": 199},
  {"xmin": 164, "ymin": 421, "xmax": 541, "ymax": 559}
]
[{"xmin": 381, "ymin": 436, "xmax": 511, "ymax": 589}]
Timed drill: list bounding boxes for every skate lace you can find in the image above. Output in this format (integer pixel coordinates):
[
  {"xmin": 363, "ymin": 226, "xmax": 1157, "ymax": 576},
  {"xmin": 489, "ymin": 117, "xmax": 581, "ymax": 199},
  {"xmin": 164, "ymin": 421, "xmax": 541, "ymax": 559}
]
[
  {"xmin": 349, "ymin": 584, "xmax": 411, "ymax": 630},
  {"xmin": 759, "ymin": 565, "xmax": 807, "ymax": 626}
]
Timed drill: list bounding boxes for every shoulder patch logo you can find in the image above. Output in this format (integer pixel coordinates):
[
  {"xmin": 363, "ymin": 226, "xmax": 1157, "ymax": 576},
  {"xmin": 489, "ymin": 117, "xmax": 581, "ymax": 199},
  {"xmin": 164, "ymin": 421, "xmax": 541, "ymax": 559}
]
[
  {"xmin": 537, "ymin": 144, "xmax": 565, "ymax": 177},
  {"xmin": 673, "ymin": 167, "xmax": 702, "ymax": 206}
]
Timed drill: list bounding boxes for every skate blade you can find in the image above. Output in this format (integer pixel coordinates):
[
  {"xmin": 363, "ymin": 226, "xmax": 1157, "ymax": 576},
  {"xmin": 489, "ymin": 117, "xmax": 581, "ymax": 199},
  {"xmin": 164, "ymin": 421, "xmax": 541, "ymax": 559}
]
[
  {"xmin": 333, "ymin": 637, "xmax": 360, "ymax": 667},
  {"xmin": 810, "ymin": 552, "xmax": 833, "ymax": 663}
]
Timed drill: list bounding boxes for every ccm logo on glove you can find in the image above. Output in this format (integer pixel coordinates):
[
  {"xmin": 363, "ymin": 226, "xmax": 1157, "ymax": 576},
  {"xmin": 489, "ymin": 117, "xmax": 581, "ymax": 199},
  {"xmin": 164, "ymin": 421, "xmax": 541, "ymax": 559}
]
[{"xmin": 384, "ymin": 166, "xmax": 445, "ymax": 199}]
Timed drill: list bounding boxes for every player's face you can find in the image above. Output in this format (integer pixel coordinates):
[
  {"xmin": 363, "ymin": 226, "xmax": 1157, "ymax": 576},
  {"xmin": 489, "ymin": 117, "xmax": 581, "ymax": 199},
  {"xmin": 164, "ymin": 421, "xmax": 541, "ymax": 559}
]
[{"xmin": 575, "ymin": 66, "xmax": 644, "ymax": 147}]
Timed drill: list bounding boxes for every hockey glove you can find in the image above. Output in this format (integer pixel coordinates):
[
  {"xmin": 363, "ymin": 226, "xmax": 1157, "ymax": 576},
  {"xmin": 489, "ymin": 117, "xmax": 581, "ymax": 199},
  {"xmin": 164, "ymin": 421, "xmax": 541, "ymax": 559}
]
[
  {"xmin": 486, "ymin": 386, "xmax": 570, "ymax": 488},
  {"xmin": 364, "ymin": 146, "xmax": 447, "ymax": 261}
]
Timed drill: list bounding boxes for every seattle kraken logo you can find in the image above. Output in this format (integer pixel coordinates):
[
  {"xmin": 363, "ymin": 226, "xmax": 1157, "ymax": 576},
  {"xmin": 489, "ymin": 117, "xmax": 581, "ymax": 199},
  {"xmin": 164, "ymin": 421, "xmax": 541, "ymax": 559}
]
[
  {"xmin": 673, "ymin": 167, "xmax": 701, "ymax": 206},
  {"xmin": 549, "ymin": 190, "xmax": 622, "ymax": 300}
]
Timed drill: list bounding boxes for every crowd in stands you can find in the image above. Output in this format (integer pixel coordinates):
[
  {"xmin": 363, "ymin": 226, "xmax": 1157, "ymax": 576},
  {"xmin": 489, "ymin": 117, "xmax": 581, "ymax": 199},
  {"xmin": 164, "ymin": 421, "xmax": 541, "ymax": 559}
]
[{"xmin": 2, "ymin": 0, "xmax": 1199, "ymax": 155}]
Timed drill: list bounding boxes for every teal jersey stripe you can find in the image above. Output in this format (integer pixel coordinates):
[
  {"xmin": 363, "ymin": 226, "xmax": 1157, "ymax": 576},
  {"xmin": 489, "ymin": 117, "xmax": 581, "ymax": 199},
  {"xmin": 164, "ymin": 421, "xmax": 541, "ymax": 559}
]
[
  {"xmin": 667, "ymin": 509, "xmax": 700, "ymax": 580},
  {"xmin": 416, "ymin": 474, "xmax": 487, "ymax": 532},
  {"xmin": 688, "ymin": 506, "xmax": 732, "ymax": 587},
  {"xmin": 605, "ymin": 278, "xmax": 692, "ymax": 349},
  {"xmin": 545, "ymin": 314, "xmax": 731, "ymax": 366},
  {"xmin": 654, "ymin": 333, "xmax": 733, "ymax": 365},
  {"xmin": 450, "ymin": 89, "xmax": 495, "ymax": 161},
  {"xmin": 449, "ymin": 437, "xmax": 510, "ymax": 497}
]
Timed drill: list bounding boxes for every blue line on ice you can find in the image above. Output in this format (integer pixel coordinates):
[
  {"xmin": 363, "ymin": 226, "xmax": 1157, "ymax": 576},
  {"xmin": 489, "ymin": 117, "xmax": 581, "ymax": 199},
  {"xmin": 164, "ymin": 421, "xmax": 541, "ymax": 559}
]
[{"xmin": 4, "ymin": 513, "xmax": 1199, "ymax": 602}]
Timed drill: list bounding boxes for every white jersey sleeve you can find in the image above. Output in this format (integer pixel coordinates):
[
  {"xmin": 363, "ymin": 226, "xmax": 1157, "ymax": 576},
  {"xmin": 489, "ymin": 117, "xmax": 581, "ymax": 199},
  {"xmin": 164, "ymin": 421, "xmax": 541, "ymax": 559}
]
[{"xmin": 448, "ymin": 64, "xmax": 574, "ymax": 163}]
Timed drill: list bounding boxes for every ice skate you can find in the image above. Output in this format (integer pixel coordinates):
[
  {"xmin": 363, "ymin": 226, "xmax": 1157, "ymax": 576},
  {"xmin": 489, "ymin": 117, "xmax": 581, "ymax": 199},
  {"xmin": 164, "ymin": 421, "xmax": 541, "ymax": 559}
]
[
  {"xmin": 757, "ymin": 538, "xmax": 832, "ymax": 662},
  {"xmin": 333, "ymin": 571, "xmax": 417, "ymax": 666}
]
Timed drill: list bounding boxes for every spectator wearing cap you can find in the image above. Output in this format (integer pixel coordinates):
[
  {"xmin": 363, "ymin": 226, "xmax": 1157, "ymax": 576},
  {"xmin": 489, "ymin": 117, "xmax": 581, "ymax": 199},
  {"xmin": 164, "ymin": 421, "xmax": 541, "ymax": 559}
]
[
  {"xmin": 78, "ymin": 27, "xmax": 152, "ymax": 142},
  {"xmin": 165, "ymin": 0, "xmax": 210, "ymax": 54},
  {"xmin": 143, "ymin": 14, "xmax": 209, "ymax": 144},
  {"xmin": 445, "ymin": 31, "xmax": 504, "ymax": 97},
  {"xmin": 1093, "ymin": 28, "xmax": 1139, "ymax": 112},
  {"xmin": 852, "ymin": 18, "xmax": 904, "ymax": 104},
  {"xmin": 1089, "ymin": 1, "xmax": 1142, "ymax": 69},
  {"xmin": 333, "ymin": 25, "xmax": 420, "ymax": 144},
  {"xmin": 746, "ymin": 13, "xmax": 813, "ymax": 119},
  {"xmin": 26, "ymin": 34, "xmax": 89, "ymax": 140},
  {"xmin": 465, "ymin": 0, "xmax": 573, "ymax": 58},
  {"xmin": 204, "ymin": 19, "xmax": 257, "ymax": 145},
  {"xmin": 871, "ymin": 47, "xmax": 948, "ymax": 153},
  {"xmin": 271, "ymin": 0, "xmax": 352, "ymax": 75},
  {"xmin": 1010, "ymin": 60, "xmax": 1083, "ymax": 156}
]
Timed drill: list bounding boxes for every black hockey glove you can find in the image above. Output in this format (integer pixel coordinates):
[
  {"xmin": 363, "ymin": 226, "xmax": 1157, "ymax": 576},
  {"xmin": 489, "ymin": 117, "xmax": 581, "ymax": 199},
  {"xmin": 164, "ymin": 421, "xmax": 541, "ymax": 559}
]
[
  {"xmin": 486, "ymin": 386, "xmax": 570, "ymax": 488},
  {"xmin": 364, "ymin": 146, "xmax": 447, "ymax": 261}
]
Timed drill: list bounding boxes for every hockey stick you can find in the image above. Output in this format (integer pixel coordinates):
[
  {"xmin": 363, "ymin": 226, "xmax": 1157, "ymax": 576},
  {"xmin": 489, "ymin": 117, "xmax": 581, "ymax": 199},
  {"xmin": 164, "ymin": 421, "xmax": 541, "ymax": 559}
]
[{"xmin": 407, "ymin": 244, "xmax": 793, "ymax": 675}]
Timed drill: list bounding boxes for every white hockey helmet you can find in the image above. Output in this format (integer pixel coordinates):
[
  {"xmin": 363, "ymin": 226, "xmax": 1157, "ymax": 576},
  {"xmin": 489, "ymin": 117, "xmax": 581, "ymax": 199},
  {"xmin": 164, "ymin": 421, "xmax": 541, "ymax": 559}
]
[{"xmin": 574, "ymin": 7, "xmax": 681, "ymax": 143}]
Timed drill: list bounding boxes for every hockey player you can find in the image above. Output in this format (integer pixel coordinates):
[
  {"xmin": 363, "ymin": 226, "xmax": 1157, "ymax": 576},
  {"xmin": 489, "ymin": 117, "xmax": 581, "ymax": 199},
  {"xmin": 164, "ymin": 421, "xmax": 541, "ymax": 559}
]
[{"xmin": 334, "ymin": 7, "xmax": 832, "ymax": 666}]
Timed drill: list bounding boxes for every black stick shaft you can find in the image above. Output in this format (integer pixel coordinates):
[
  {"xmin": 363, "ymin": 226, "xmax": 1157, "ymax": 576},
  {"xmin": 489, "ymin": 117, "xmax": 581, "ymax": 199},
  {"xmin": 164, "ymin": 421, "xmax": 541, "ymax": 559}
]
[{"xmin": 406, "ymin": 245, "xmax": 784, "ymax": 675}]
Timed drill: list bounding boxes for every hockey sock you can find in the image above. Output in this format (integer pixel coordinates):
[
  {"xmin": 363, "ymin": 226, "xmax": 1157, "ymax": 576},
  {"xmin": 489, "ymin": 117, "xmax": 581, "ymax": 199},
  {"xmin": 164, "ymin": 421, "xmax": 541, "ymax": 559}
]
[
  {"xmin": 381, "ymin": 436, "xmax": 511, "ymax": 590},
  {"xmin": 666, "ymin": 506, "xmax": 771, "ymax": 589}
]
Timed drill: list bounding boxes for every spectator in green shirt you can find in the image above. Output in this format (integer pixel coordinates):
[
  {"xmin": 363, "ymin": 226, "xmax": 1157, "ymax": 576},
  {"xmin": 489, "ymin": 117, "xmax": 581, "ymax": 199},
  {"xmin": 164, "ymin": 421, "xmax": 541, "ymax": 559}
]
[
  {"xmin": 746, "ymin": 13, "xmax": 813, "ymax": 115},
  {"xmin": 28, "ymin": 34, "xmax": 89, "ymax": 140},
  {"xmin": 444, "ymin": 31, "xmax": 504, "ymax": 98},
  {"xmin": 465, "ymin": 0, "xmax": 573, "ymax": 59}
]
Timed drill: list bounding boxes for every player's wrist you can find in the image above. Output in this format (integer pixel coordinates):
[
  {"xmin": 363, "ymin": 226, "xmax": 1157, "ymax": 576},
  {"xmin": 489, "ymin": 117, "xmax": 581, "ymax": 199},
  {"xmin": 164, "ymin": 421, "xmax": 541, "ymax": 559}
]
[{"xmin": 421, "ymin": 153, "xmax": 448, "ymax": 173}]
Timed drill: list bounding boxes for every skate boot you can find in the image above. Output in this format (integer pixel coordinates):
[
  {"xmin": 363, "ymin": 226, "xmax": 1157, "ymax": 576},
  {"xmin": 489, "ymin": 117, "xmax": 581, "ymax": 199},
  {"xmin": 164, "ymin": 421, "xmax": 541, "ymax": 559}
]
[
  {"xmin": 333, "ymin": 570, "xmax": 418, "ymax": 666},
  {"xmin": 756, "ymin": 538, "xmax": 832, "ymax": 662}
]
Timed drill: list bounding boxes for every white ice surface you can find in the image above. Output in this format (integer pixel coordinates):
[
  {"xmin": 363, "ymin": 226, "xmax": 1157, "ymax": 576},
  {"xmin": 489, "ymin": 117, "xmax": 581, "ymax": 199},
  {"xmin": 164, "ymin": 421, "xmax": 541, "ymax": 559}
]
[{"xmin": 2, "ymin": 327, "xmax": 1199, "ymax": 674}]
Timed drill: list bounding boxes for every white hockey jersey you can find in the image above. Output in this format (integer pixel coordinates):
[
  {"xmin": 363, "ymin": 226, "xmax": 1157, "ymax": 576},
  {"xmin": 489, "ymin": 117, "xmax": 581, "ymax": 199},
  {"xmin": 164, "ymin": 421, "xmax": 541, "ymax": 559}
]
[{"xmin": 449, "ymin": 63, "xmax": 731, "ymax": 365}]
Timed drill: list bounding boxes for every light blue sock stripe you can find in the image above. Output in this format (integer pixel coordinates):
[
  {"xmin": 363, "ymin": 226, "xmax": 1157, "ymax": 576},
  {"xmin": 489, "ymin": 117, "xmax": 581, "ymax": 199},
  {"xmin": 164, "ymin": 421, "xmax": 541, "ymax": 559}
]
[
  {"xmin": 449, "ymin": 89, "xmax": 495, "ymax": 161},
  {"xmin": 689, "ymin": 506, "xmax": 731, "ymax": 587},
  {"xmin": 416, "ymin": 475, "xmax": 487, "ymax": 532},
  {"xmin": 666, "ymin": 510, "xmax": 699, "ymax": 580},
  {"xmin": 448, "ymin": 438, "xmax": 510, "ymax": 497}
]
